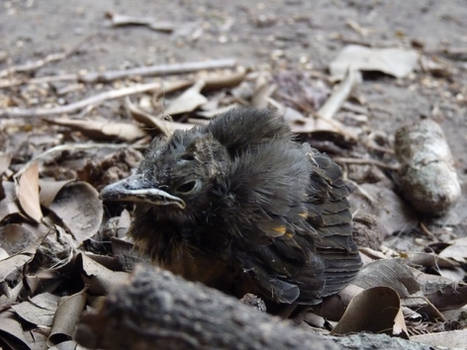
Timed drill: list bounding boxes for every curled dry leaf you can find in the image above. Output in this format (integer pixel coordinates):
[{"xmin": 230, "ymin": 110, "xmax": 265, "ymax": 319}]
[
  {"xmin": 125, "ymin": 97, "xmax": 193, "ymax": 137},
  {"xmin": 352, "ymin": 259, "xmax": 420, "ymax": 298},
  {"xmin": 47, "ymin": 181, "xmax": 103, "ymax": 247},
  {"xmin": 332, "ymin": 286, "xmax": 408, "ymax": 338},
  {"xmin": 15, "ymin": 162, "xmax": 43, "ymax": 223},
  {"xmin": 0, "ymin": 223, "xmax": 47, "ymax": 256},
  {"xmin": 78, "ymin": 253, "xmax": 129, "ymax": 295},
  {"xmin": 39, "ymin": 179, "xmax": 74, "ymax": 207},
  {"xmin": 0, "ymin": 312, "xmax": 31, "ymax": 350},
  {"xmin": 48, "ymin": 289, "xmax": 87, "ymax": 346},
  {"xmin": 0, "ymin": 153, "xmax": 12, "ymax": 175},
  {"xmin": 163, "ymin": 80, "xmax": 208, "ymax": 116},
  {"xmin": 439, "ymin": 237, "xmax": 467, "ymax": 263},
  {"xmin": 0, "ymin": 182, "xmax": 22, "ymax": 222},
  {"xmin": 330, "ymin": 45, "xmax": 419, "ymax": 80},
  {"xmin": 12, "ymin": 292, "xmax": 59, "ymax": 327},
  {"xmin": 46, "ymin": 117, "xmax": 147, "ymax": 142}
]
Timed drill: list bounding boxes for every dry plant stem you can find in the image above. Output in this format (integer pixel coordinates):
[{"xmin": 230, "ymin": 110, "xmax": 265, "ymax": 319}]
[
  {"xmin": 316, "ymin": 69, "xmax": 362, "ymax": 120},
  {"xmin": 80, "ymin": 58, "xmax": 237, "ymax": 83},
  {"xmin": 419, "ymin": 222, "xmax": 437, "ymax": 241},
  {"xmin": 0, "ymin": 59, "xmax": 237, "ymax": 88},
  {"xmin": 333, "ymin": 157, "xmax": 400, "ymax": 171},
  {"xmin": 0, "ymin": 81, "xmax": 162, "ymax": 118}
]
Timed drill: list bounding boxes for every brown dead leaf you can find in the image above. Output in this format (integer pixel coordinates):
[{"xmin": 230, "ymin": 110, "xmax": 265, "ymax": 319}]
[
  {"xmin": 352, "ymin": 259, "xmax": 420, "ymax": 298},
  {"xmin": 125, "ymin": 97, "xmax": 193, "ymax": 136},
  {"xmin": 332, "ymin": 286, "xmax": 408, "ymax": 338},
  {"xmin": 0, "ymin": 223, "xmax": 47, "ymax": 256},
  {"xmin": 164, "ymin": 80, "xmax": 208, "ymax": 115},
  {"xmin": 0, "ymin": 245, "xmax": 38, "ymax": 283},
  {"xmin": 12, "ymin": 292, "xmax": 59, "ymax": 327},
  {"xmin": 48, "ymin": 181, "xmax": 103, "ymax": 247},
  {"xmin": 48, "ymin": 289, "xmax": 86, "ymax": 346},
  {"xmin": 0, "ymin": 312, "xmax": 31, "ymax": 350},
  {"xmin": 439, "ymin": 238, "xmax": 467, "ymax": 263},
  {"xmin": 15, "ymin": 162, "xmax": 43, "ymax": 223},
  {"xmin": 39, "ymin": 179, "xmax": 74, "ymax": 207},
  {"xmin": 412, "ymin": 329, "xmax": 467, "ymax": 348},
  {"xmin": 0, "ymin": 153, "xmax": 12, "ymax": 175},
  {"xmin": 0, "ymin": 182, "xmax": 21, "ymax": 222},
  {"xmin": 330, "ymin": 45, "xmax": 419, "ymax": 80},
  {"xmin": 78, "ymin": 253, "xmax": 129, "ymax": 295},
  {"xmin": 46, "ymin": 117, "xmax": 147, "ymax": 142}
]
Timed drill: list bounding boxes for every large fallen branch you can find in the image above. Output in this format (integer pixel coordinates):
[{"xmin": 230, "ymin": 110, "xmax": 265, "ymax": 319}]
[{"xmin": 75, "ymin": 266, "xmax": 434, "ymax": 350}]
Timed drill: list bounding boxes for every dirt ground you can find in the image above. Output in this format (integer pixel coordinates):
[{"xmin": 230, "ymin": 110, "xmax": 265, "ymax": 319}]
[
  {"xmin": 0, "ymin": 0, "xmax": 466, "ymax": 348},
  {"xmin": 2, "ymin": 0, "xmax": 466, "ymax": 170}
]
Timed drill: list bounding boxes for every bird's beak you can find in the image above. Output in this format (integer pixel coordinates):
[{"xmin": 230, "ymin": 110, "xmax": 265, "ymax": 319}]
[{"xmin": 100, "ymin": 174, "xmax": 186, "ymax": 209}]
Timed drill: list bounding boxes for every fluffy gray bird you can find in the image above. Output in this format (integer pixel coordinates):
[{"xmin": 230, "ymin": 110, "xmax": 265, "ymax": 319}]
[{"xmin": 101, "ymin": 108, "xmax": 361, "ymax": 307}]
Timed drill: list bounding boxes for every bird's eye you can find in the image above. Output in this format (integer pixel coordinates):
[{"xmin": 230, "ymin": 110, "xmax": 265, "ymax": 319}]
[{"xmin": 175, "ymin": 180, "xmax": 200, "ymax": 194}]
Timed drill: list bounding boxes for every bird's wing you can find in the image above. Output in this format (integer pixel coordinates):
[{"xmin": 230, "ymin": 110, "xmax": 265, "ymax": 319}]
[{"xmin": 302, "ymin": 149, "xmax": 362, "ymax": 298}]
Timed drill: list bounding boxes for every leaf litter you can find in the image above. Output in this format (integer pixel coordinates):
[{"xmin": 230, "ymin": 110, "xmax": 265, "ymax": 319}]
[{"xmin": 0, "ymin": 14, "xmax": 465, "ymax": 350}]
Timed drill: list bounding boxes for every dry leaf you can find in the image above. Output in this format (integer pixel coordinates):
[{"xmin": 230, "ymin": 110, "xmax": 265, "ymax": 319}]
[
  {"xmin": 0, "ymin": 182, "xmax": 21, "ymax": 223},
  {"xmin": 0, "ymin": 312, "xmax": 31, "ymax": 350},
  {"xmin": 48, "ymin": 290, "xmax": 87, "ymax": 346},
  {"xmin": 48, "ymin": 182, "xmax": 103, "ymax": 247},
  {"xmin": 0, "ymin": 248, "xmax": 36, "ymax": 283},
  {"xmin": 78, "ymin": 253, "xmax": 129, "ymax": 295},
  {"xmin": 330, "ymin": 45, "xmax": 419, "ymax": 80},
  {"xmin": 164, "ymin": 80, "xmax": 208, "ymax": 115},
  {"xmin": 332, "ymin": 286, "xmax": 408, "ymax": 338},
  {"xmin": 439, "ymin": 238, "xmax": 467, "ymax": 263},
  {"xmin": 0, "ymin": 153, "xmax": 12, "ymax": 175},
  {"xmin": 125, "ymin": 97, "xmax": 193, "ymax": 136},
  {"xmin": 46, "ymin": 117, "xmax": 147, "ymax": 142},
  {"xmin": 39, "ymin": 179, "xmax": 74, "ymax": 207},
  {"xmin": 12, "ymin": 292, "xmax": 59, "ymax": 327},
  {"xmin": 15, "ymin": 162, "xmax": 43, "ymax": 223},
  {"xmin": 352, "ymin": 259, "xmax": 420, "ymax": 298},
  {"xmin": 0, "ymin": 223, "xmax": 46, "ymax": 256}
]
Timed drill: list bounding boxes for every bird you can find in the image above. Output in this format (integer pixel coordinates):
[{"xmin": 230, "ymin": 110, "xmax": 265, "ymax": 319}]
[{"xmin": 101, "ymin": 108, "xmax": 362, "ymax": 308}]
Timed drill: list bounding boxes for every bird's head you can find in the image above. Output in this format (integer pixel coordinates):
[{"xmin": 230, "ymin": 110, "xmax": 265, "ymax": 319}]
[{"xmin": 100, "ymin": 128, "xmax": 230, "ymax": 221}]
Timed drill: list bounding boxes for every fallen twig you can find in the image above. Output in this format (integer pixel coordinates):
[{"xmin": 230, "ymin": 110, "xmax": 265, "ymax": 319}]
[
  {"xmin": 333, "ymin": 157, "xmax": 399, "ymax": 171},
  {"xmin": 79, "ymin": 58, "xmax": 237, "ymax": 83},
  {"xmin": 0, "ymin": 59, "xmax": 238, "ymax": 88},
  {"xmin": 316, "ymin": 69, "xmax": 362, "ymax": 120},
  {"xmin": 0, "ymin": 81, "xmax": 163, "ymax": 118}
]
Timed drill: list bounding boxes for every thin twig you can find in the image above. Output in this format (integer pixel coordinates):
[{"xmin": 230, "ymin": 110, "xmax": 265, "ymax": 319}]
[
  {"xmin": 333, "ymin": 157, "xmax": 400, "ymax": 171},
  {"xmin": 0, "ymin": 59, "xmax": 238, "ymax": 88},
  {"xmin": 419, "ymin": 222, "xmax": 437, "ymax": 241},
  {"xmin": 0, "ymin": 81, "xmax": 162, "ymax": 118},
  {"xmin": 316, "ymin": 69, "xmax": 362, "ymax": 120},
  {"xmin": 79, "ymin": 58, "xmax": 237, "ymax": 83}
]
